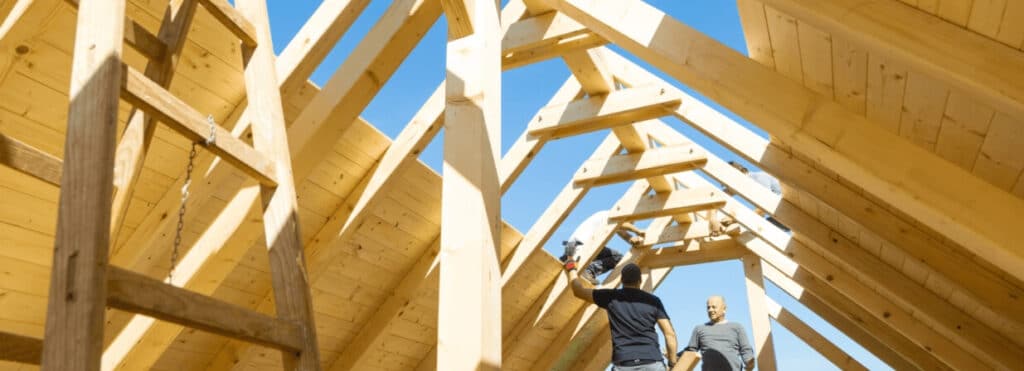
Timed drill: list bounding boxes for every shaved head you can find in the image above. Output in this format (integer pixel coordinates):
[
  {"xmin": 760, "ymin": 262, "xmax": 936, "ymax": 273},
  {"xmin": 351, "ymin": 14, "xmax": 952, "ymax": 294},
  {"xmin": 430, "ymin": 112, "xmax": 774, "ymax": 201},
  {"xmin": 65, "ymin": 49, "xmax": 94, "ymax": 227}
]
[{"xmin": 706, "ymin": 295, "xmax": 727, "ymax": 323}]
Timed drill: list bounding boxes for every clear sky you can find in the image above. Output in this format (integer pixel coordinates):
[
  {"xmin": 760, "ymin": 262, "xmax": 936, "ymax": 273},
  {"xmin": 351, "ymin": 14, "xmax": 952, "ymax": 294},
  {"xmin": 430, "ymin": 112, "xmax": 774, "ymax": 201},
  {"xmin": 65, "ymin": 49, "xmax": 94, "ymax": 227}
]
[{"xmin": 265, "ymin": 1, "xmax": 890, "ymax": 369}]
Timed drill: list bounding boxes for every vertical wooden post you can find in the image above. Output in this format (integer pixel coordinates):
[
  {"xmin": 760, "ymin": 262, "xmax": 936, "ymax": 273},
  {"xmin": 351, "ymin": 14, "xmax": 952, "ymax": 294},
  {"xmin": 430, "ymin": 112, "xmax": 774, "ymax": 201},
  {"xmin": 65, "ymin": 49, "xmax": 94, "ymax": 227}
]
[
  {"xmin": 742, "ymin": 253, "xmax": 778, "ymax": 371},
  {"xmin": 40, "ymin": 0, "xmax": 125, "ymax": 369},
  {"xmin": 236, "ymin": 0, "xmax": 321, "ymax": 369},
  {"xmin": 439, "ymin": 0, "xmax": 502, "ymax": 369}
]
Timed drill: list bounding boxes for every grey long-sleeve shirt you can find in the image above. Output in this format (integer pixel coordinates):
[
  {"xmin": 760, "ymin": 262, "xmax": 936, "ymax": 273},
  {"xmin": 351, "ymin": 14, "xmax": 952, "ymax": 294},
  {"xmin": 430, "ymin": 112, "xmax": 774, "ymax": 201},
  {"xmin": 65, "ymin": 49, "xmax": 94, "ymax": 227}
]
[{"xmin": 682, "ymin": 321, "xmax": 754, "ymax": 371}]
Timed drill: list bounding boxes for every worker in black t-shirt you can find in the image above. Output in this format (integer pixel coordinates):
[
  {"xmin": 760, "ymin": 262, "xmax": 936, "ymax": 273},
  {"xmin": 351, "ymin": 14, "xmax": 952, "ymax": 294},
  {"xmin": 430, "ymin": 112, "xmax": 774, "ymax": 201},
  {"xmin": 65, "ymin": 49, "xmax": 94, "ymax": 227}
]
[{"xmin": 563, "ymin": 247, "xmax": 678, "ymax": 370}]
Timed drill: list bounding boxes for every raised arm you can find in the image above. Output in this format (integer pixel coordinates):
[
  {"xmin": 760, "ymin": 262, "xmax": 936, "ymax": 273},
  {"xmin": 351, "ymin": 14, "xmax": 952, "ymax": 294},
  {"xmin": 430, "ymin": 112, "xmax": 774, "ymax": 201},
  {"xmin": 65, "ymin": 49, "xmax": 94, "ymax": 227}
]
[
  {"xmin": 566, "ymin": 267, "xmax": 595, "ymax": 303},
  {"xmin": 616, "ymin": 221, "xmax": 646, "ymax": 245}
]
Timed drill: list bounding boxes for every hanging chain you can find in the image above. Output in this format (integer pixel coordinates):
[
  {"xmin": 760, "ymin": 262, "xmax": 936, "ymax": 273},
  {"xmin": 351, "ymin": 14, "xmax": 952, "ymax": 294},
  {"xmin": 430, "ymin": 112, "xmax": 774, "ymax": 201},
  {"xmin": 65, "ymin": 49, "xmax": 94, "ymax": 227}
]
[{"xmin": 169, "ymin": 115, "xmax": 217, "ymax": 283}]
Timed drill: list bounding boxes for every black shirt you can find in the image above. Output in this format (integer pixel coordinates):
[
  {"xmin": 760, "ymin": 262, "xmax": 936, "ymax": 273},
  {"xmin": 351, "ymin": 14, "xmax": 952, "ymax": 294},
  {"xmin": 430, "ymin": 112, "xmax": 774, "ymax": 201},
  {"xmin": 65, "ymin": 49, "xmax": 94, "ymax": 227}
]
[{"xmin": 593, "ymin": 287, "xmax": 669, "ymax": 363}]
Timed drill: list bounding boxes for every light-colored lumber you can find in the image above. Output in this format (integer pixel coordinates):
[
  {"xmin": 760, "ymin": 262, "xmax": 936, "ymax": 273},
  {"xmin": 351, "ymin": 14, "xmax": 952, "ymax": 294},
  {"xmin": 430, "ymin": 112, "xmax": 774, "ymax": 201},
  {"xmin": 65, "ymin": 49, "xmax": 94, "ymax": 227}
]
[
  {"xmin": 764, "ymin": 296, "xmax": 869, "ymax": 371},
  {"xmin": 550, "ymin": 0, "xmax": 1024, "ymax": 282},
  {"xmin": 120, "ymin": 64, "xmax": 277, "ymax": 186},
  {"xmin": 503, "ymin": 32, "xmax": 605, "ymax": 70},
  {"xmin": 40, "ymin": 0, "xmax": 124, "ymax": 369},
  {"xmin": 273, "ymin": 0, "xmax": 370, "ymax": 97},
  {"xmin": 500, "ymin": 77, "xmax": 583, "ymax": 191},
  {"xmin": 0, "ymin": 332, "xmax": 42, "ymax": 365},
  {"xmin": 197, "ymin": 0, "xmax": 256, "ymax": 47},
  {"xmin": 0, "ymin": 132, "xmax": 61, "ymax": 186},
  {"xmin": 736, "ymin": 0, "xmax": 774, "ymax": 67},
  {"xmin": 639, "ymin": 220, "xmax": 713, "ymax": 249},
  {"xmin": 606, "ymin": 49, "xmax": 1024, "ymax": 321},
  {"xmin": 639, "ymin": 237, "xmax": 744, "ymax": 268},
  {"xmin": 573, "ymin": 144, "xmax": 706, "ymax": 187},
  {"xmin": 607, "ymin": 187, "xmax": 728, "ymax": 223},
  {"xmin": 762, "ymin": 264, "xmax": 940, "ymax": 370},
  {"xmin": 63, "ymin": 0, "xmax": 169, "ymax": 61},
  {"xmin": 440, "ymin": 0, "xmax": 474, "ymax": 39},
  {"xmin": 527, "ymin": 85, "xmax": 681, "ymax": 139},
  {"xmin": 742, "ymin": 254, "xmax": 778, "ymax": 371},
  {"xmin": 106, "ymin": 0, "xmax": 199, "ymax": 250},
  {"xmin": 502, "ymin": 11, "xmax": 589, "ymax": 54},
  {"xmin": 758, "ymin": 0, "xmax": 1024, "ymax": 122},
  {"xmin": 238, "ymin": 0, "xmax": 321, "ymax": 368},
  {"xmin": 500, "ymin": 133, "xmax": 619, "ymax": 286},
  {"xmin": 104, "ymin": 267, "xmax": 303, "ymax": 352},
  {"xmin": 438, "ymin": 0, "xmax": 503, "ymax": 368}
]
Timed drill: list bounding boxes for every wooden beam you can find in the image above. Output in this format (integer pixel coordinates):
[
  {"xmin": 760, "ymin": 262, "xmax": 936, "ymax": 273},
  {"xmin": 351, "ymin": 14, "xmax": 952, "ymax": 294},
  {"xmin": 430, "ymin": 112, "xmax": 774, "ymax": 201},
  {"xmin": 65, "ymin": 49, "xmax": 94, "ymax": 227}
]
[
  {"xmin": 198, "ymin": 0, "xmax": 257, "ymax": 47},
  {"xmin": 238, "ymin": 0, "xmax": 321, "ymax": 367},
  {"xmin": 438, "ymin": 0, "xmax": 503, "ymax": 368},
  {"xmin": 642, "ymin": 124, "xmax": 1024, "ymax": 363},
  {"xmin": 106, "ymin": 0, "xmax": 199, "ymax": 251},
  {"xmin": 502, "ymin": 11, "xmax": 591, "ymax": 55},
  {"xmin": 0, "ymin": 132, "xmax": 61, "ymax": 186},
  {"xmin": 527, "ymin": 85, "xmax": 681, "ymax": 139},
  {"xmin": 0, "ymin": 332, "xmax": 42, "ymax": 365},
  {"xmin": 550, "ymin": 0, "xmax": 1024, "ymax": 284},
  {"xmin": 764, "ymin": 296, "xmax": 869, "ymax": 371},
  {"xmin": 98, "ymin": 0, "xmax": 370, "ymax": 367},
  {"xmin": 574, "ymin": 143, "xmax": 706, "ymax": 186},
  {"xmin": 639, "ymin": 219, "xmax": 712, "ymax": 248},
  {"xmin": 500, "ymin": 77, "xmax": 583, "ymax": 192},
  {"xmin": 119, "ymin": 64, "xmax": 277, "ymax": 186},
  {"xmin": 63, "ymin": 0, "xmax": 170, "ymax": 61},
  {"xmin": 638, "ymin": 237, "xmax": 744, "ymax": 268},
  {"xmin": 742, "ymin": 254, "xmax": 778, "ymax": 371},
  {"xmin": 762, "ymin": 264, "xmax": 929, "ymax": 370},
  {"xmin": 502, "ymin": 32, "xmax": 605, "ymax": 70},
  {"xmin": 40, "ymin": 0, "xmax": 124, "ymax": 369},
  {"xmin": 758, "ymin": 0, "xmax": 1024, "ymax": 121},
  {"xmin": 607, "ymin": 46, "xmax": 1024, "ymax": 321},
  {"xmin": 607, "ymin": 187, "xmax": 728, "ymax": 223},
  {"xmin": 501, "ymin": 133, "xmax": 619, "ymax": 285},
  {"xmin": 440, "ymin": 0, "xmax": 474, "ymax": 39},
  {"xmin": 104, "ymin": 267, "xmax": 303, "ymax": 352}
]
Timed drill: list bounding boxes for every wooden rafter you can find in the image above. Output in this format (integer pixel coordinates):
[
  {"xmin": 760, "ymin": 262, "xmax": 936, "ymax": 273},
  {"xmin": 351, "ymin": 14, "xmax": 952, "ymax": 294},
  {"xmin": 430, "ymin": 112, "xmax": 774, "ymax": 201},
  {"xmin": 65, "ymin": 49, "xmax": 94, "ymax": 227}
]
[
  {"xmin": 606, "ymin": 48, "xmax": 1024, "ymax": 326},
  {"xmin": 764, "ymin": 296, "xmax": 869, "ymax": 371},
  {"xmin": 573, "ymin": 144, "xmax": 706, "ymax": 187},
  {"xmin": 0, "ymin": 332, "xmax": 43, "ymax": 365},
  {"xmin": 741, "ymin": 253, "xmax": 778, "ymax": 371},
  {"xmin": 0, "ymin": 132, "xmax": 61, "ymax": 186}
]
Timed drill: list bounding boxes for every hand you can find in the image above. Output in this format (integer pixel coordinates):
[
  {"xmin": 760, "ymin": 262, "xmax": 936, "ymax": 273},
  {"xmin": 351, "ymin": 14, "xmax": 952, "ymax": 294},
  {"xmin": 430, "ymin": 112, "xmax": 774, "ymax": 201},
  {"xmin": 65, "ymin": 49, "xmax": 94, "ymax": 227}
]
[
  {"xmin": 629, "ymin": 235, "xmax": 644, "ymax": 246},
  {"xmin": 563, "ymin": 241, "xmax": 579, "ymax": 261}
]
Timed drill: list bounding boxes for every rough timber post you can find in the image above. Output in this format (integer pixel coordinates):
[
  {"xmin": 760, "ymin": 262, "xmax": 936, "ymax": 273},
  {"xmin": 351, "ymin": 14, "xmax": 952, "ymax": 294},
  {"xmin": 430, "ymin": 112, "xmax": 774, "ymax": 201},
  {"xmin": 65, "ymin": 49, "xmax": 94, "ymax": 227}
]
[
  {"xmin": 742, "ymin": 253, "xmax": 778, "ymax": 371},
  {"xmin": 439, "ymin": 0, "xmax": 503, "ymax": 369},
  {"xmin": 236, "ymin": 0, "xmax": 321, "ymax": 369},
  {"xmin": 40, "ymin": 0, "xmax": 125, "ymax": 369}
]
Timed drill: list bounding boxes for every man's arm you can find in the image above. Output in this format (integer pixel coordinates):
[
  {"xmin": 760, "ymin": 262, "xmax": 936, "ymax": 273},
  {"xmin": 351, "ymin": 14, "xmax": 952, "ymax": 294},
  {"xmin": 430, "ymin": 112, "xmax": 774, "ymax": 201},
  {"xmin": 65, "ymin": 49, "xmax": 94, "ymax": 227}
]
[
  {"xmin": 566, "ymin": 267, "xmax": 595, "ymax": 303},
  {"xmin": 615, "ymin": 221, "xmax": 645, "ymax": 245},
  {"xmin": 736, "ymin": 325, "xmax": 755, "ymax": 370},
  {"xmin": 657, "ymin": 318, "xmax": 678, "ymax": 367}
]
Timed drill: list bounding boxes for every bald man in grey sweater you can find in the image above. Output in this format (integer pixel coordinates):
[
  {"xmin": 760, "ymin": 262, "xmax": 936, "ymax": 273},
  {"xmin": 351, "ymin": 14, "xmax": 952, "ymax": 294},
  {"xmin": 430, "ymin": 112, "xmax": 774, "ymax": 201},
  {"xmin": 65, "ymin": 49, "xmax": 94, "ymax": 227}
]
[{"xmin": 678, "ymin": 296, "xmax": 755, "ymax": 370}]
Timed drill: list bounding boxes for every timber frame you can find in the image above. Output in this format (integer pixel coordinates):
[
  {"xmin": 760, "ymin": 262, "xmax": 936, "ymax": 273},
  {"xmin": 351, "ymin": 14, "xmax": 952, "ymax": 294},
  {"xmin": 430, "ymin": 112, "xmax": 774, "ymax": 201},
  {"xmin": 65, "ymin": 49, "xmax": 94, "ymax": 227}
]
[{"xmin": 1, "ymin": 0, "xmax": 1021, "ymax": 370}]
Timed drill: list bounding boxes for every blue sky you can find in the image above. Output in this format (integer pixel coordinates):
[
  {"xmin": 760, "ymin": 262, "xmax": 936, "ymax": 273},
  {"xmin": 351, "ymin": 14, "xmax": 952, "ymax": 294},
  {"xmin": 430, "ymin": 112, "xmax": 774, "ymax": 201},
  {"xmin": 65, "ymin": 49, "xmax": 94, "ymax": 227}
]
[{"xmin": 265, "ymin": 1, "xmax": 889, "ymax": 369}]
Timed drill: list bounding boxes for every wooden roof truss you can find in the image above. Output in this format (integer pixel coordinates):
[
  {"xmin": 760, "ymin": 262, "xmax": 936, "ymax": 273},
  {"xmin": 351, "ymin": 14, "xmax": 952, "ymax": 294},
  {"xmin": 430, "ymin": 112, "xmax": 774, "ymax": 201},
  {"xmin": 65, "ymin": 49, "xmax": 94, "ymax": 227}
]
[{"xmin": 1, "ymin": 0, "xmax": 1022, "ymax": 370}]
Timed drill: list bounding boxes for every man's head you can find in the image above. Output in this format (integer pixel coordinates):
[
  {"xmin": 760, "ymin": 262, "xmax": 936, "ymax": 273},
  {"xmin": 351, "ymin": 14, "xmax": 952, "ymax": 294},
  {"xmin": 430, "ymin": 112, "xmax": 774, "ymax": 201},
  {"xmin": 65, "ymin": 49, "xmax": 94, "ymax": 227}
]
[
  {"xmin": 621, "ymin": 263, "xmax": 642, "ymax": 288},
  {"xmin": 727, "ymin": 161, "xmax": 750, "ymax": 174},
  {"xmin": 706, "ymin": 295, "xmax": 727, "ymax": 323}
]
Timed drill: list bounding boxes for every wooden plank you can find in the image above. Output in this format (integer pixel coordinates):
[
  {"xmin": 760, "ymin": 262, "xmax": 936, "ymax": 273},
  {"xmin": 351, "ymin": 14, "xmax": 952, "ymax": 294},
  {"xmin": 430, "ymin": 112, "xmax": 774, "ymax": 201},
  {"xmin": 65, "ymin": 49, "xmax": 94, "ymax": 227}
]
[
  {"xmin": 0, "ymin": 131, "xmax": 61, "ymax": 186},
  {"xmin": 237, "ymin": 0, "xmax": 321, "ymax": 368},
  {"xmin": 197, "ymin": 0, "xmax": 256, "ymax": 47},
  {"xmin": 763, "ymin": 266, "xmax": 921, "ymax": 370},
  {"xmin": 639, "ymin": 220, "xmax": 713, "ymax": 248},
  {"xmin": 608, "ymin": 49, "xmax": 1024, "ymax": 321},
  {"xmin": 503, "ymin": 32, "xmax": 605, "ymax": 70},
  {"xmin": 830, "ymin": 37, "xmax": 867, "ymax": 114},
  {"xmin": 865, "ymin": 53, "xmax": 908, "ymax": 133},
  {"xmin": 763, "ymin": 5, "xmax": 802, "ymax": 82},
  {"xmin": 607, "ymin": 187, "xmax": 728, "ymax": 223},
  {"xmin": 994, "ymin": 1, "xmax": 1024, "ymax": 49},
  {"xmin": 647, "ymin": 121, "xmax": 1024, "ymax": 366},
  {"xmin": 502, "ymin": 11, "xmax": 589, "ymax": 55},
  {"xmin": 934, "ymin": 90, "xmax": 994, "ymax": 170},
  {"xmin": 39, "ymin": 0, "xmax": 124, "ymax": 369},
  {"xmin": 104, "ymin": 267, "xmax": 303, "ymax": 352},
  {"xmin": 0, "ymin": 332, "xmax": 42, "ymax": 365},
  {"xmin": 758, "ymin": 0, "xmax": 1024, "ymax": 126},
  {"xmin": 64, "ymin": 0, "xmax": 169, "ymax": 60},
  {"xmin": 742, "ymin": 254, "xmax": 777, "ymax": 371},
  {"xmin": 272, "ymin": 0, "xmax": 370, "ymax": 97},
  {"xmin": 897, "ymin": 71, "xmax": 949, "ymax": 151},
  {"xmin": 639, "ymin": 238, "xmax": 745, "ymax": 268},
  {"xmin": 438, "ymin": 0, "xmax": 502, "ymax": 368},
  {"xmin": 526, "ymin": 85, "xmax": 681, "ymax": 139},
  {"xmin": 967, "ymin": 0, "xmax": 1006, "ymax": 39},
  {"xmin": 764, "ymin": 296, "xmax": 869, "ymax": 371},
  {"xmin": 439, "ymin": 0, "xmax": 474, "ymax": 39},
  {"xmin": 796, "ymin": 20, "xmax": 833, "ymax": 97},
  {"xmin": 555, "ymin": 0, "xmax": 1024, "ymax": 283},
  {"xmin": 736, "ymin": 0, "xmax": 776, "ymax": 68},
  {"xmin": 119, "ymin": 64, "xmax": 277, "ymax": 186},
  {"xmin": 936, "ymin": 0, "xmax": 973, "ymax": 26},
  {"xmin": 573, "ymin": 144, "xmax": 706, "ymax": 187},
  {"xmin": 973, "ymin": 112, "xmax": 1024, "ymax": 189}
]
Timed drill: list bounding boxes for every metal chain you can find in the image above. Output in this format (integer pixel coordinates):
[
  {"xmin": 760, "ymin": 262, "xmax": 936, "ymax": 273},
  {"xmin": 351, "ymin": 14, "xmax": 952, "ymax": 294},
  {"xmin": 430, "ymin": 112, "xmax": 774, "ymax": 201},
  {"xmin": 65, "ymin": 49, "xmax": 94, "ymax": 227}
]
[{"xmin": 170, "ymin": 116, "xmax": 217, "ymax": 283}]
